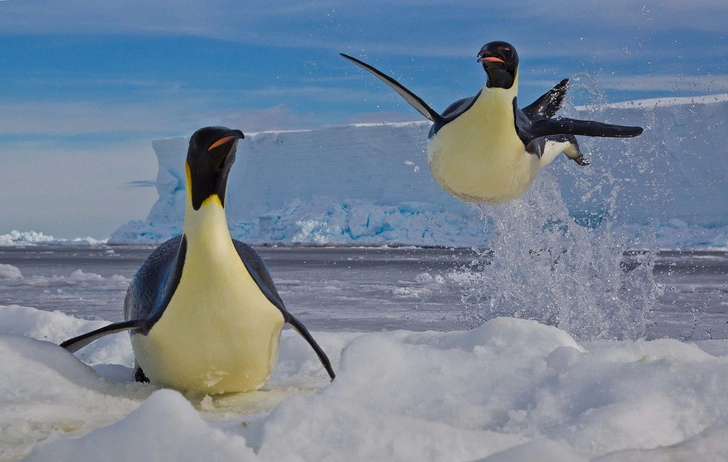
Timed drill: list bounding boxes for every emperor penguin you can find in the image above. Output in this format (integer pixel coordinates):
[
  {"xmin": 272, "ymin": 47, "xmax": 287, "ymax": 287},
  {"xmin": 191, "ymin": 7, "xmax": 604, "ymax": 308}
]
[
  {"xmin": 61, "ymin": 126, "xmax": 335, "ymax": 394},
  {"xmin": 341, "ymin": 41, "xmax": 644, "ymax": 204}
]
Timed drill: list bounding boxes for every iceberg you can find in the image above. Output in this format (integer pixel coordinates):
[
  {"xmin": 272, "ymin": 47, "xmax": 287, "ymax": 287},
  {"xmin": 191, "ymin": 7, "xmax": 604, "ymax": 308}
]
[{"xmin": 111, "ymin": 95, "xmax": 728, "ymax": 249}]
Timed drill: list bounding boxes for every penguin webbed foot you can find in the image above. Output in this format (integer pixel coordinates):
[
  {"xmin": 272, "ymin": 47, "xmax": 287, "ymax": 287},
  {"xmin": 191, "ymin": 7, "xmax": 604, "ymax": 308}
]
[
  {"xmin": 134, "ymin": 365, "xmax": 150, "ymax": 384},
  {"xmin": 562, "ymin": 135, "xmax": 589, "ymax": 166},
  {"xmin": 572, "ymin": 154, "xmax": 589, "ymax": 166}
]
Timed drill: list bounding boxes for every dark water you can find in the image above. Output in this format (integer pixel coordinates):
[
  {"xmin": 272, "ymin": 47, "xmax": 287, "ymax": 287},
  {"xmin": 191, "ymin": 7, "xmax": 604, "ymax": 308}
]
[{"xmin": 1, "ymin": 246, "xmax": 726, "ymax": 340}]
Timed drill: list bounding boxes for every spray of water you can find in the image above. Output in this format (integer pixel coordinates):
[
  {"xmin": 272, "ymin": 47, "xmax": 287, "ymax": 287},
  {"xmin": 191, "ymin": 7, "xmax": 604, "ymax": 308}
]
[{"xmin": 459, "ymin": 175, "xmax": 656, "ymax": 341}]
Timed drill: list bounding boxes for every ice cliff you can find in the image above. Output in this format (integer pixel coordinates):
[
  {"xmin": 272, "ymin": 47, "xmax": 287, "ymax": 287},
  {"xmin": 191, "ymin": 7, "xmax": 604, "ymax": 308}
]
[{"xmin": 111, "ymin": 94, "xmax": 728, "ymax": 248}]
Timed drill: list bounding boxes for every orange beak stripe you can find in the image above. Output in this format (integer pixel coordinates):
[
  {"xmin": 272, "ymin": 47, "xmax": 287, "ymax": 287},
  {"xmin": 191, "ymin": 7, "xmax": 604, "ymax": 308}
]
[
  {"xmin": 480, "ymin": 56, "xmax": 505, "ymax": 63},
  {"xmin": 208, "ymin": 135, "xmax": 237, "ymax": 151}
]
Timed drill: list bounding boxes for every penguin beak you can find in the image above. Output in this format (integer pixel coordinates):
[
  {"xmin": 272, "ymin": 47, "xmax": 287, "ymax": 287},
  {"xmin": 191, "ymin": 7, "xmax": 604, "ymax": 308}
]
[
  {"xmin": 208, "ymin": 131, "xmax": 245, "ymax": 151},
  {"xmin": 208, "ymin": 136, "xmax": 236, "ymax": 151},
  {"xmin": 206, "ymin": 130, "xmax": 245, "ymax": 169},
  {"xmin": 478, "ymin": 56, "xmax": 505, "ymax": 64}
]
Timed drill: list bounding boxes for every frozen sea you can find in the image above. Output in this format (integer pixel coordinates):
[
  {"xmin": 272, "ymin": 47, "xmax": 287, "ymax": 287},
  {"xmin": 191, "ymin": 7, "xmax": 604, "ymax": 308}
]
[
  {"xmin": 2, "ymin": 244, "xmax": 728, "ymax": 461},
  {"xmin": 1, "ymin": 245, "xmax": 728, "ymax": 340}
]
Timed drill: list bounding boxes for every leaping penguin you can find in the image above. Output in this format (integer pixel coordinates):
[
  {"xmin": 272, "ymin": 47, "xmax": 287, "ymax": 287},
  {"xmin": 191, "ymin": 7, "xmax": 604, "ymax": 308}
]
[
  {"xmin": 61, "ymin": 126, "xmax": 335, "ymax": 394},
  {"xmin": 341, "ymin": 41, "xmax": 644, "ymax": 204}
]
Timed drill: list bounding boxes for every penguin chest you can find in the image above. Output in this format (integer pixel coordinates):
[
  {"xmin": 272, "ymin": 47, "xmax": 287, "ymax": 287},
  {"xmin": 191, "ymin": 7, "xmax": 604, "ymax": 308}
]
[
  {"xmin": 427, "ymin": 88, "xmax": 540, "ymax": 204},
  {"xmin": 133, "ymin": 245, "xmax": 285, "ymax": 394}
]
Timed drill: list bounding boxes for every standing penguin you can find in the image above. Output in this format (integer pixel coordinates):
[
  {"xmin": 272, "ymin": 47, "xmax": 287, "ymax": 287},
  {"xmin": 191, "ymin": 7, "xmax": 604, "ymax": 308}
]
[
  {"xmin": 61, "ymin": 126, "xmax": 335, "ymax": 394},
  {"xmin": 341, "ymin": 41, "xmax": 644, "ymax": 204}
]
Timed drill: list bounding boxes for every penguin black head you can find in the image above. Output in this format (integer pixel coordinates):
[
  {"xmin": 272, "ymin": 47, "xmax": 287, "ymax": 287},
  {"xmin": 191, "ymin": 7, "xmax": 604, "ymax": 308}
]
[
  {"xmin": 186, "ymin": 126, "xmax": 245, "ymax": 210},
  {"xmin": 477, "ymin": 41, "xmax": 519, "ymax": 90}
]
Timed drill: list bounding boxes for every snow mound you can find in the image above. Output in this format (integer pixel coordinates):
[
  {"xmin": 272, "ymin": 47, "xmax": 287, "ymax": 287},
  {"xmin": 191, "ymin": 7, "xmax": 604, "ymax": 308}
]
[
  {"xmin": 3, "ymin": 305, "xmax": 728, "ymax": 460},
  {"xmin": 24, "ymin": 390, "xmax": 256, "ymax": 462},
  {"xmin": 0, "ymin": 264, "xmax": 23, "ymax": 280}
]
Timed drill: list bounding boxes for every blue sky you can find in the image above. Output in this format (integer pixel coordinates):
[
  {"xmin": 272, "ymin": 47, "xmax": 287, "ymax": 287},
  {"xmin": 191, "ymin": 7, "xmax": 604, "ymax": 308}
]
[{"xmin": 1, "ymin": 0, "xmax": 726, "ymax": 238}]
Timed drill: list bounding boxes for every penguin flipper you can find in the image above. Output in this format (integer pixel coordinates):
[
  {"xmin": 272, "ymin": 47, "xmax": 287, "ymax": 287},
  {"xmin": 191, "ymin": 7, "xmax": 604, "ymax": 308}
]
[
  {"xmin": 528, "ymin": 117, "xmax": 644, "ymax": 141},
  {"xmin": 286, "ymin": 313, "xmax": 336, "ymax": 381},
  {"xmin": 233, "ymin": 240, "xmax": 285, "ymax": 304},
  {"xmin": 340, "ymin": 53, "xmax": 443, "ymax": 124},
  {"xmin": 233, "ymin": 240, "xmax": 336, "ymax": 380},
  {"xmin": 60, "ymin": 319, "xmax": 148, "ymax": 353},
  {"xmin": 522, "ymin": 78, "xmax": 569, "ymax": 121}
]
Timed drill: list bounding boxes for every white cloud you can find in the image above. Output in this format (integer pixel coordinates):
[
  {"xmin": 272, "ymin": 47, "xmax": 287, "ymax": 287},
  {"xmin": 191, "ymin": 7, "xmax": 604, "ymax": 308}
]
[{"xmin": 1, "ymin": 1, "xmax": 726, "ymax": 59}]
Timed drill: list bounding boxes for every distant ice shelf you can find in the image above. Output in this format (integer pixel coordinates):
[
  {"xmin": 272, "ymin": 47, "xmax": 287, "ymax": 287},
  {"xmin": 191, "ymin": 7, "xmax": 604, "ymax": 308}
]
[{"xmin": 109, "ymin": 95, "xmax": 728, "ymax": 249}]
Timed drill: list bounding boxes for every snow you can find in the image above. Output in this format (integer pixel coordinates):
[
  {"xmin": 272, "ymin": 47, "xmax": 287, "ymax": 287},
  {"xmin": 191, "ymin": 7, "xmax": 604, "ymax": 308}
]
[
  {"xmin": 3, "ymin": 304, "xmax": 728, "ymax": 461},
  {"xmin": 107, "ymin": 94, "xmax": 728, "ymax": 249},
  {"xmin": 1, "ymin": 267, "xmax": 128, "ymax": 291},
  {"xmin": 23, "ymin": 390, "xmax": 256, "ymax": 462},
  {"xmin": 0, "ymin": 264, "xmax": 23, "ymax": 280},
  {"xmin": 0, "ymin": 230, "xmax": 107, "ymax": 247}
]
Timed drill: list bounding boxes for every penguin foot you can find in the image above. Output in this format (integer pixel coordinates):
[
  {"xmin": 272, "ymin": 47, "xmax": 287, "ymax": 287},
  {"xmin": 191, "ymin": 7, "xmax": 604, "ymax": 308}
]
[
  {"xmin": 134, "ymin": 366, "xmax": 150, "ymax": 383},
  {"xmin": 571, "ymin": 154, "xmax": 589, "ymax": 166},
  {"xmin": 563, "ymin": 136, "xmax": 589, "ymax": 166}
]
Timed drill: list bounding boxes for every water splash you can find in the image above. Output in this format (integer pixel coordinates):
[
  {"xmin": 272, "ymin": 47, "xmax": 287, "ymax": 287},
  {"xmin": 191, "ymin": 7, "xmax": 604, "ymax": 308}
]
[
  {"xmin": 459, "ymin": 173, "xmax": 657, "ymax": 341},
  {"xmin": 562, "ymin": 72, "xmax": 609, "ymax": 111}
]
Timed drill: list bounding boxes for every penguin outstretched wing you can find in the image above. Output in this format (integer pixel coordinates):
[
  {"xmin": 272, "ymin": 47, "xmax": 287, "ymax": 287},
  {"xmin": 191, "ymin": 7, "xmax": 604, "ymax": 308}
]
[
  {"xmin": 516, "ymin": 79, "xmax": 642, "ymax": 165},
  {"xmin": 525, "ymin": 117, "xmax": 644, "ymax": 141},
  {"xmin": 522, "ymin": 78, "xmax": 569, "ymax": 121},
  {"xmin": 60, "ymin": 319, "xmax": 148, "ymax": 353},
  {"xmin": 61, "ymin": 236, "xmax": 185, "ymax": 354},
  {"xmin": 233, "ymin": 240, "xmax": 336, "ymax": 381},
  {"xmin": 340, "ymin": 53, "xmax": 444, "ymax": 125},
  {"xmin": 515, "ymin": 94, "xmax": 641, "ymax": 142},
  {"xmin": 516, "ymin": 79, "xmax": 643, "ymax": 142},
  {"xmin": 340, "ymin": 53, "xmax": 483, "ymax": 136}
]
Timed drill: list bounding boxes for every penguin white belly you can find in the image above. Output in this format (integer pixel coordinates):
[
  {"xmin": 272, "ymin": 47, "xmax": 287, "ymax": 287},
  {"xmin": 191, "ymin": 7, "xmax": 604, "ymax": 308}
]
[
  {"xmin": 427, "ymin": 86, "xmax": 540, "ymax": 204},
  {"xmin": 132, "ymin": 202, "xmax": 285, "ymax": 394}
]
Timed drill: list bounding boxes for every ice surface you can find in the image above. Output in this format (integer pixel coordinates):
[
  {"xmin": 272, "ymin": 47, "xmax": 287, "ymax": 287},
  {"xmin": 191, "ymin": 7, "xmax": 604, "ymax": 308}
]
[
  {"xmin": 109, "ymin": 95, "xmax": 728, "ymax": 249},
  {"xmin": 0, "ymin": 264, "xmax": 23, "ymax": 280},
  {"xmin": 3, "ymin": 304, "xmax": 728, "ymax": 460}
]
